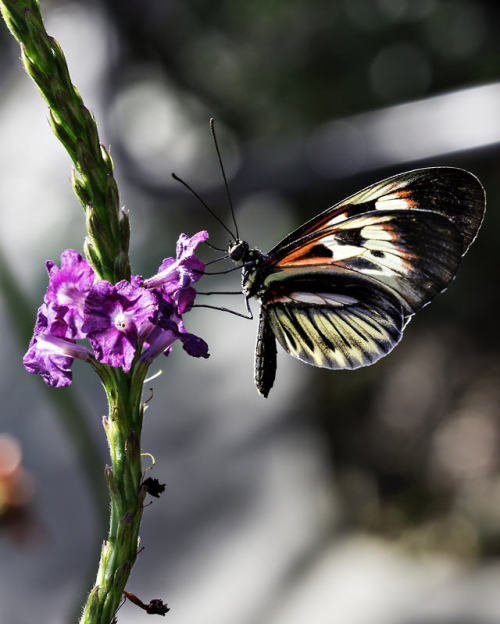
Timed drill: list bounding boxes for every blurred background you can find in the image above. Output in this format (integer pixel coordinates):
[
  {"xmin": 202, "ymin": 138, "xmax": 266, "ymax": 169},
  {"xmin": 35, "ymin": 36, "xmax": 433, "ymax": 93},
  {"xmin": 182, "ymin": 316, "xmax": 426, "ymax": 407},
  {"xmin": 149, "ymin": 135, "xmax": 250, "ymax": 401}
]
[{"xmin": 1, "ymin": 0, "xmax": 500, "ymax": 622}]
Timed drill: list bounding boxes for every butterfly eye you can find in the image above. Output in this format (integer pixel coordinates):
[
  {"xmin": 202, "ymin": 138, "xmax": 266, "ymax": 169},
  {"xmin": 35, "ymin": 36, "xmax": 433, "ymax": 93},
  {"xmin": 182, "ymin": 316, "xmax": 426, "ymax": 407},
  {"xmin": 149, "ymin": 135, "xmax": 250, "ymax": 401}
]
[{"xmin": 229, "ymin": 240, "xmax": 249, "ymax": 263}]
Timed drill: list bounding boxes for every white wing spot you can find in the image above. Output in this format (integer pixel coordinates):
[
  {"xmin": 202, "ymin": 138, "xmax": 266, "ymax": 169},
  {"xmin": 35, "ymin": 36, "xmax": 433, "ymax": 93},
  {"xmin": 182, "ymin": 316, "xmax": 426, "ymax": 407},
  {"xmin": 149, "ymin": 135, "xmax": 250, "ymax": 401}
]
[
  {"xmin": 375, "ymin": 194, "xmax": 412, "ymax": 211},
  {"xmin": 288, "ymin": 292, "xmax": 359, "ymax": 306},
  {"xmin": 337, "ymin": 214, "xmax": 393, "ymax": 229},
  {"xmin": 360, "ymin": 225, "xmax": 395, "ymax": 241}
]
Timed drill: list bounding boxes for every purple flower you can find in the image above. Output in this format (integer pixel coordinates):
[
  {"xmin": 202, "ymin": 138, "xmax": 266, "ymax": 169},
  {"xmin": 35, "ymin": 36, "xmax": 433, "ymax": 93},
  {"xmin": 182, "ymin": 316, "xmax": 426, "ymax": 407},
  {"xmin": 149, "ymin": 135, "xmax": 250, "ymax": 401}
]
[
  {"xmin": 82, "ymin": 277, "xmax": 157, "ymax": 372},
  {"xmin": 143, "ymin": 231, "xmax": 208, "ymax": 292},
  {"xmin": 177, "ymin": 287, "xmax": 197, "ymax": 314},
  {"xmin": 141, "ymin": 323, "xmax": 209, "ymax": 362},
  {"xmin": 140, "ymin": 231, "xmax": 210, "ymax": 362},
  {"xmin": 44, "ymin": 249, "xmax": 95, "ymax": 339},
  {"xmin": 24, "ymin": 234, "xmax": 210, "ymax": 388},
  {"xmin": 180, "ymin": 333, "xmax": 210, "ymax": 358},
  {"xmin": 142, "ymin": 290, "xmax": 209, "ymax": 362},
  {"xmin": 23, "ymin": 249, "xmax": 96, "ymax": 387},
  {"xmin": 23, "ymin": 305, "xmax": 92, "ymax": 387}
]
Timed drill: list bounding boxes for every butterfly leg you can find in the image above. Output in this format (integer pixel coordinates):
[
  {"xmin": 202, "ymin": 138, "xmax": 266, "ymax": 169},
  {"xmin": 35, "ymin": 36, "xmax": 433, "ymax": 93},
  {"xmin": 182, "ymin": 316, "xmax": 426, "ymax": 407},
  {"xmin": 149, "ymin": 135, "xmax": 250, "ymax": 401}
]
[{"xmin": 194, "ymin": 296, "xmax": 253, "ymax": 320}]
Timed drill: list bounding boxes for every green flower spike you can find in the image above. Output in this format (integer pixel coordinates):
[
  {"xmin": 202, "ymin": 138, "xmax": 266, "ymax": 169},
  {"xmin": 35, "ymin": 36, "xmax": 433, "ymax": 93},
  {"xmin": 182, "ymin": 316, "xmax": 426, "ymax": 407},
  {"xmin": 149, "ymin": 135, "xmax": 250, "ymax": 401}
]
[
  {"xmin": 0, "ymin": 0, "xmax": 129, "ymax": 284},
  {"xmin": 0, "ymin": 2, "xmax": 175, "ymax": 623}
]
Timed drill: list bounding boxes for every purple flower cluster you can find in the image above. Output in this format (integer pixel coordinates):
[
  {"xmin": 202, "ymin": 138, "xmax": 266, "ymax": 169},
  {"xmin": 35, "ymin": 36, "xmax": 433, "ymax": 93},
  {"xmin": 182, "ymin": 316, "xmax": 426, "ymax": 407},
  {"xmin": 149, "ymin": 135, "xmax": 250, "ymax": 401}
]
[{"xmin": 23, "ymin": 232, "xmax": 210, "ymax": 387}]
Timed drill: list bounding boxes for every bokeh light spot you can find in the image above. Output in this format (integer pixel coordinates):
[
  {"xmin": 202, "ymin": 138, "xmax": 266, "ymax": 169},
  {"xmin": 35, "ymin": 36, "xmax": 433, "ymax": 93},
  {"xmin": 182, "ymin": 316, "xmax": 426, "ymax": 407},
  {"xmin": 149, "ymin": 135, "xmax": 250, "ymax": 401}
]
[
  {"xmin": 0, "ymin": 434, "xmax": 21, "ymax": 478},
  {"xmin": 425, "ymin": 2, "xmax": 486, "ymax": 60},
  {"xmin": 109, "ymin": 70, "xmax": 240, "ymax": 187},
  {"xmin": 369, "ymin": 42, "xmax": 432, "ymax": 103}
]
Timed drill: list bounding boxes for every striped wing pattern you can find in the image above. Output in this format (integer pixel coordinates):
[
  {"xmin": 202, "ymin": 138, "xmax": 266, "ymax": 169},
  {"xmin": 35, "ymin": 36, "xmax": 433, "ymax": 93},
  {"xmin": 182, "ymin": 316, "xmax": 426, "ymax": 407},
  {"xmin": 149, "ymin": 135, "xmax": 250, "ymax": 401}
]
[
  {"xmin": 252, "ymin": 168, "xmax": 485, "ymax": 396},
  {"xmin": 265, "ymin": 272, "xmax": 404, "ymax": 365},
  {"xmin": 267, "ymin": 292, "xmax": 404, "ymax": 370}
]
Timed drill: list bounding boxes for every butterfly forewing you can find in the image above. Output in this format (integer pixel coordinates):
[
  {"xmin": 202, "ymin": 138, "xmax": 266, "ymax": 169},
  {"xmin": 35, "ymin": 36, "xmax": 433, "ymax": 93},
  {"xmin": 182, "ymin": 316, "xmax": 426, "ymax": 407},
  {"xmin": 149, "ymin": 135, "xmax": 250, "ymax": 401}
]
[
  {"xmin": 270, "ymin": 209, "xmax": 464, "ymax": 314},
  {"xmin": 261, "ymin": 169, "xmax": 484, "ymax": 315},
  {"xmin": 269, "ymin": 167, "xmax": 484, "ymax": 260}
]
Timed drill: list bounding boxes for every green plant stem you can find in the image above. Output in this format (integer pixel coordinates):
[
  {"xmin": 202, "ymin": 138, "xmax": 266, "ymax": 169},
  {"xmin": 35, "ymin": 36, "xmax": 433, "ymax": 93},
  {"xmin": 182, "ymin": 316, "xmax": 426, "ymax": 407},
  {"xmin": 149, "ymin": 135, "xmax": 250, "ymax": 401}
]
[
  {"xmin": 80, "ymin": 362, "xmax": 149, "ymax": 624},
  {"xmin": 0, "ymin": 0, "xmax": 130, "ymax": 283},
  {"xmin": 0, "ymin": 2, "xmax": 152, "ymax": 622}
]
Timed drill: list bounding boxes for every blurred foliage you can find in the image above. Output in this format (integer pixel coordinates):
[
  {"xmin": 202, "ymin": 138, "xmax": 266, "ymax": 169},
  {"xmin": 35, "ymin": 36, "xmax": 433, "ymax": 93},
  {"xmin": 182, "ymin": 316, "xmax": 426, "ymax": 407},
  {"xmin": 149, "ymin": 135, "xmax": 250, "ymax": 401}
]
[{"xmin": 99, "ymin": 0, "xmax": 500, "ymax": 138}]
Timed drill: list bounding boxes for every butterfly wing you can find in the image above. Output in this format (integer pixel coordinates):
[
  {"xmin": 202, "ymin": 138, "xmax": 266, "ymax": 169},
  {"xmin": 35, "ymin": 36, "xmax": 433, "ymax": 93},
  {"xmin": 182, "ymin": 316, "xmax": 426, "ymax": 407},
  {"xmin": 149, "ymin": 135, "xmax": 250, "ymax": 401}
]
[
  {"xmin": 262, "ymin": 167, "xmax": 485, "ymax": 314},
  {"xmin": 270, "ymin": 167, "xmax": 484, "ymax": 259},
  {"xmin": 252, "ymin": 167, "xmax": 485, "ymax": 396}
]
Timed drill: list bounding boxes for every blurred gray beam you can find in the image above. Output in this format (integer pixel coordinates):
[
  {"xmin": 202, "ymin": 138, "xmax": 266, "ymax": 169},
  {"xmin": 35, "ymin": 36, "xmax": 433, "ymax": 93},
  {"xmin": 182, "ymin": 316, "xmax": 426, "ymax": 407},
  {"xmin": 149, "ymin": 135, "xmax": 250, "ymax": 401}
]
[
  {"xmin": 235, "ymin": 81, "xmax": 500, "ymax": 193},
  {"xmin": 306, "ymin": 81, "xmax": 500, "ymax": 177},
  {"xmin": 124, "ymin": 81, "xmax": 500, "ymax": 200}
]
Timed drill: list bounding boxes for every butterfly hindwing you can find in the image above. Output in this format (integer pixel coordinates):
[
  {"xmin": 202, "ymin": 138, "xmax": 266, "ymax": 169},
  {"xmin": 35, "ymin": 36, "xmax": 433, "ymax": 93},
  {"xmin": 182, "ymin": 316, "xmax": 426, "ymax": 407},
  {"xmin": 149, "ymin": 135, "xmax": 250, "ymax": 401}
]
[{"xmin": 261, "ymin": 271, "xmax": 405, "ymax": 376}]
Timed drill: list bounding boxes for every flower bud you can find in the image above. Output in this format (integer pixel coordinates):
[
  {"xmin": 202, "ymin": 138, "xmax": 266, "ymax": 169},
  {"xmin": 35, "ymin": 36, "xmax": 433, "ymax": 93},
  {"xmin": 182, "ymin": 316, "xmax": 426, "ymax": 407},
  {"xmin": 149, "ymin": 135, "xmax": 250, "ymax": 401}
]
[
  {"xmin": 119, "ymin": 210, "xmax": 130, "ymax": 251},
  {"xmin": 72, "ymin": 170, "xmax": 91, "ymax": 207},
  {"xmin": 84, "ymin": 237, "xmax": 104, "ymax": 278}
]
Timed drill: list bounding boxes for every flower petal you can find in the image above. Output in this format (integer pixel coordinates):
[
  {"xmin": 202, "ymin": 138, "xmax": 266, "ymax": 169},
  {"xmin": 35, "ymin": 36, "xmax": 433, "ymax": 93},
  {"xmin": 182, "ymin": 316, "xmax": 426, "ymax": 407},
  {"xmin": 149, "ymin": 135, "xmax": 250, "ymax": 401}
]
[
  {"xmin": 83, "ymin": 278, "xmax": 157, "ymax": 371},
  {"xmin": 44, "ymin": 250, "xmax": 95, "ymax": 339}
]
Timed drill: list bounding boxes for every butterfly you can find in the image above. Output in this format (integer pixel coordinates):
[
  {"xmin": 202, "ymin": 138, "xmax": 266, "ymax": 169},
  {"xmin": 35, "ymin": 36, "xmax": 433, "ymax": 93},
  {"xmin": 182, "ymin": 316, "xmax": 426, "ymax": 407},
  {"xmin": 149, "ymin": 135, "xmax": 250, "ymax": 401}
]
[{"xmin": 227, "ymin": 167, "xmax": 485, "ymax": 397}]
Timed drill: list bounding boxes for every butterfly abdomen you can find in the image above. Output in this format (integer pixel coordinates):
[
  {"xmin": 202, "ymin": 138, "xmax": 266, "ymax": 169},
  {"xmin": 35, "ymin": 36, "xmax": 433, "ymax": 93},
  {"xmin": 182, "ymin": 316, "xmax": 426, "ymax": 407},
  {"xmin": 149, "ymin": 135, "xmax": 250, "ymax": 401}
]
[{"xmin": 254, "ymin": 310, "xmax": 277, "ymax": 397}]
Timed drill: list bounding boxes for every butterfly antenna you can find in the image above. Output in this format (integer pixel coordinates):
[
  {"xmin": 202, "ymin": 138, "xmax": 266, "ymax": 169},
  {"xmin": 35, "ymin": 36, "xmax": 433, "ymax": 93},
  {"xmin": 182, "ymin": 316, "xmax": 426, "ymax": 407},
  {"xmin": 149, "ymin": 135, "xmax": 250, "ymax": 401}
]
[
  {"xmin": 210, "ymin": 118, "xmax": 239, "ymax": 241},
  {"xmin": 171, "ymin": 172, "xmax": 236, "ymax": 240}
]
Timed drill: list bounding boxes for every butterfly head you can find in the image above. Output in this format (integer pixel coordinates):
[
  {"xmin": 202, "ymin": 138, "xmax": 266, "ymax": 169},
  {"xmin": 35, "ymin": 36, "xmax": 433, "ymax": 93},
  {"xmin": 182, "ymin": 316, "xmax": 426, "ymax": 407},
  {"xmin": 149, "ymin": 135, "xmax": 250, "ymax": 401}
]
[{"xmin": 228, "ymin": 239, "xmax": 251, "ymax": 263}]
